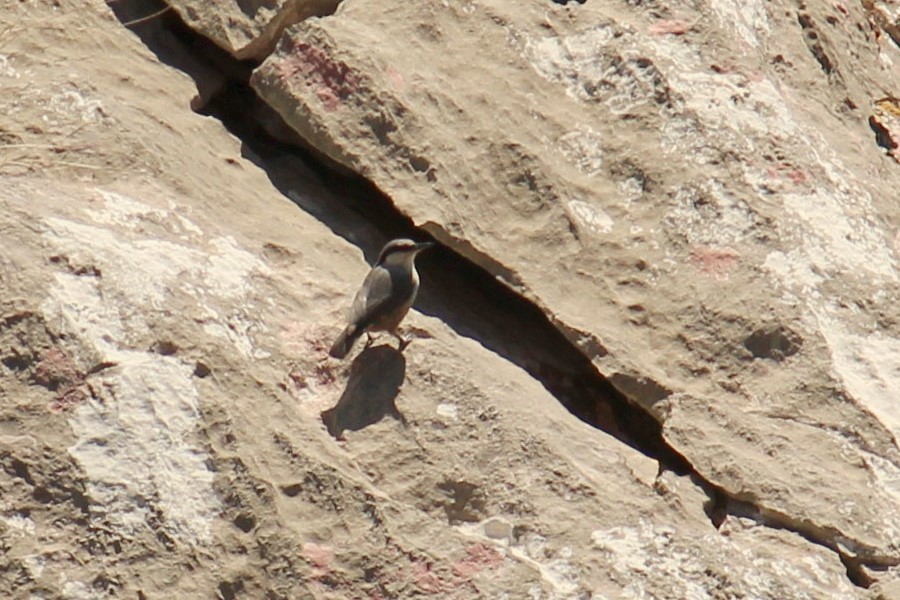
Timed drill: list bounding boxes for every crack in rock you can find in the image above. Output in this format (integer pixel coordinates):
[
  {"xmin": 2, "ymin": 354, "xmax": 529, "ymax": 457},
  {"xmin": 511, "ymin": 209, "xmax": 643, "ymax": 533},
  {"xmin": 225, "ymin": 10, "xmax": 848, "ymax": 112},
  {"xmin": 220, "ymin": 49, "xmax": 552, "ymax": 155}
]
[{"xmin": 108, "ymin": 0, "xmax": 898, "ymax": 587}]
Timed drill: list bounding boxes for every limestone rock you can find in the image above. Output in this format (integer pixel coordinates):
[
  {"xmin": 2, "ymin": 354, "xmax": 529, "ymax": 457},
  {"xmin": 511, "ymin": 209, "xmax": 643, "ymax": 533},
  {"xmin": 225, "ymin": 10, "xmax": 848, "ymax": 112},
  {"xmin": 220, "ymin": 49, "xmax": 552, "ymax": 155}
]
[
  {"xmin": 252, "ymin": 0, "xmax": 900, "ymax": 565},
  {"xmin": 1, "ymin": 0, "xmax": 899, "ymax": 597},
  {"xmin": 164, "ymin": 0, "xmax": 341, "ymax": 60}
]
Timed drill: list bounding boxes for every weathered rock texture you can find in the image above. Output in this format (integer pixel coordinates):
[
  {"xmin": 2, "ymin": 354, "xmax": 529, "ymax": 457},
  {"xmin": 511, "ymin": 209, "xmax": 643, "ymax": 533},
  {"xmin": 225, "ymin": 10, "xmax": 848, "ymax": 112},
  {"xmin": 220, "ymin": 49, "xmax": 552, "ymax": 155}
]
[
  {"xmin": 165, "ymin": 0, "xmax": 342, "ymax": 60},
  {"xmin": 252, "ymin": 0, "xmax": 900, "ymax": 571},
  {"xmin": 1, "ymin": 0, "xmax": 899, "ymax": 598}
]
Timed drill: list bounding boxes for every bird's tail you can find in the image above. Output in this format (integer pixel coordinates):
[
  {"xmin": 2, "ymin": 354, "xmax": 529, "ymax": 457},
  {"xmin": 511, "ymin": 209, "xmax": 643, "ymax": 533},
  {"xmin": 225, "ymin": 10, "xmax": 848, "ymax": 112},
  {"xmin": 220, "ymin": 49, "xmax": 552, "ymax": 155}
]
[{"xmin": 329, "ymin": 324, "xmax": 361, "ymax": 359}]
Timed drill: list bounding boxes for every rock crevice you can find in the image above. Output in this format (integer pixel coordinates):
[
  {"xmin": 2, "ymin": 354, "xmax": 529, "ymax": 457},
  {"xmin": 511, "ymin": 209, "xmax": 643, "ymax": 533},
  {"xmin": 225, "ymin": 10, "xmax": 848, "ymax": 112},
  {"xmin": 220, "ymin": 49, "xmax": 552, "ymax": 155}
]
[{"xmin": 111, "ymin": 0, "xmax": 900, "ymax": 589}]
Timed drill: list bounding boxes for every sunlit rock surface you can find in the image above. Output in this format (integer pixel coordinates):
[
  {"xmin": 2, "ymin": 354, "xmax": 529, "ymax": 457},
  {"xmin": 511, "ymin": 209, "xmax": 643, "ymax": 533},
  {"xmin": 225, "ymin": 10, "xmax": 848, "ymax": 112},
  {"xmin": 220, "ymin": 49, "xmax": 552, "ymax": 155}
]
[{"xmin": 0, "ymin": 0, "xmax": 898, "ymax": 597}]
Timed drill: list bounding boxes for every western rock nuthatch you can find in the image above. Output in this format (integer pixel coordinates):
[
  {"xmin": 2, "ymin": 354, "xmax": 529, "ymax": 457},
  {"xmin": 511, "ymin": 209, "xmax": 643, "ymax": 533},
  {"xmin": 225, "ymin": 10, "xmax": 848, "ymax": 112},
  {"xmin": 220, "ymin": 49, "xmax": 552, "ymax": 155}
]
[{"xmin": 329, "ymin": 238, "xmax": 433, "ymax": 359}]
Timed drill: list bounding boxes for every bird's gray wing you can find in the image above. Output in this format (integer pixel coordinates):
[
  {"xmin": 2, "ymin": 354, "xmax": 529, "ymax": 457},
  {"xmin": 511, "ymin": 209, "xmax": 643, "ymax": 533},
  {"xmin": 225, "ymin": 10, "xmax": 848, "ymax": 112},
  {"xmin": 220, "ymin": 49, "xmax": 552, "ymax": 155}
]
[{"xmin": 348, "ymin": 265, "xmax": 394, "ymax": 329}]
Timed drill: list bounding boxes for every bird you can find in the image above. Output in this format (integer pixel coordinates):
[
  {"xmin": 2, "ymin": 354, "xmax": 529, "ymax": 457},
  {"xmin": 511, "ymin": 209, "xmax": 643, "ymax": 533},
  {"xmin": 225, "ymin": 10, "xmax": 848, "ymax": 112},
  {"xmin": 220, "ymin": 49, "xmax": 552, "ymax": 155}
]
[{"xmin": 329, "ymin": 238, "xmax": 433, "ymax": 359}]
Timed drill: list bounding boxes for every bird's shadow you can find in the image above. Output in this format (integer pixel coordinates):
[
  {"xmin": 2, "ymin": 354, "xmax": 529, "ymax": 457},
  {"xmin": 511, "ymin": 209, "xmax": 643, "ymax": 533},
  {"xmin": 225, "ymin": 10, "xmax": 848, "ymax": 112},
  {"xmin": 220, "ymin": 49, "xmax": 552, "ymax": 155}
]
[{"xmin": 321, "ymin": 345, "xmax": 407, "ymax": 439}]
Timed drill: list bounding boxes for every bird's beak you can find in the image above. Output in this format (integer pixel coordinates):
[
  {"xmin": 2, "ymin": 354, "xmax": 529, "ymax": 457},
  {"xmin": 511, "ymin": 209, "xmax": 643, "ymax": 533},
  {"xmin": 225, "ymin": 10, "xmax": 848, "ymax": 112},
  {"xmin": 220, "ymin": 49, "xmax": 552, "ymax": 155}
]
[{"xmin": 414, "ymin": 241, "xmax": 434, "ymax": 252}]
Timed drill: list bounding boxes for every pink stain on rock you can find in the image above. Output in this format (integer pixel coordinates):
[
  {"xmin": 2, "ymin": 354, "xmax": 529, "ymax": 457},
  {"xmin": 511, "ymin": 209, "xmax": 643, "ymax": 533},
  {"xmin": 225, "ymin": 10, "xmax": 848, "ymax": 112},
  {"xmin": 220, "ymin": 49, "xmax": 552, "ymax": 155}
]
[
  {"xmin": 302, "ymin": 542, "xmax": 334, "ymax": 568},
  {"xmin": 385, "ymin": 67, "xmax": 406, "ymax": 91},
  {"xmin": 302, "ymin": 542, "xmax": 335, "ymax": 581},
  {"xmin": 34, "ymin": 347, "xmax": 80, "ymax": 388},
  {"xmin": 376, "ymin": 545, "xmax": 503, "ymax": 596},
  {"xmin": 766, "ymin": 162, "xmax": 809, "ymax": 187},
  {"xmin": 689, "ymin": 246, "xmax": 740, "ymax": 279},
  {"xmin": 451, "ymin": 543, "xmax": 504, "ymax": 579},
  {"xmin": 48, "ymin": 386, "xmax": 88, "ymax": 413},
  {"xmin": 277, "ymin": 40, "xmax": 361, "ymax": 112},
  {"xmin": 36, "ymin": 348, "xmax": 89, "ymax": 413},
  {"xmin": 411, "ymin": 560, "xmax": 447, "ymax": 594},
  {"xmin": 649, "ymin": 19, "xmax": 693, "ymax": 36}
]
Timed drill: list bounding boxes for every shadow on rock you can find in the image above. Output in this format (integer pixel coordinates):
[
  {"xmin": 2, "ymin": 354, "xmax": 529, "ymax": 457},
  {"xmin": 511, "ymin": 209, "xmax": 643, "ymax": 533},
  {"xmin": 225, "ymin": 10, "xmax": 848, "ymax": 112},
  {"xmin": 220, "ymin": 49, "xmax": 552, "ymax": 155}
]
[{"xmin": 321, "ymin": 345, "xmax": 407, "ymax": 439}]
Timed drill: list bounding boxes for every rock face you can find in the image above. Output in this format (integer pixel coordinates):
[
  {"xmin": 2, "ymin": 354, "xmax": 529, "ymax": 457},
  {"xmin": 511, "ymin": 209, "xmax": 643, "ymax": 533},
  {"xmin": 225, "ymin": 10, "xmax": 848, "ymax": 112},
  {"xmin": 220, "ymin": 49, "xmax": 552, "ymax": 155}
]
[
  {"xmin": 1, "ymin": 0, "xmax": 899, "ymax": 598},
  {"xmin": 253, "ymin": 0, "xmax": 900, "ymax": 571},
  {"xmin": 165, "ymin": 0, "xmax": 342, "ymax": 60}
]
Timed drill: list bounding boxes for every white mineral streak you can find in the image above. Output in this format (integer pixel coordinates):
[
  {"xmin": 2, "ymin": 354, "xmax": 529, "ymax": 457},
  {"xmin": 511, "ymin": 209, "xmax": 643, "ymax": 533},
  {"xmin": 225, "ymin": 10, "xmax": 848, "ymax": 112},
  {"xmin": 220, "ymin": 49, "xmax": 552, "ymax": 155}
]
[{"xmin": 37, "ymin": 187, "xmax": 270, "ymax": 545}]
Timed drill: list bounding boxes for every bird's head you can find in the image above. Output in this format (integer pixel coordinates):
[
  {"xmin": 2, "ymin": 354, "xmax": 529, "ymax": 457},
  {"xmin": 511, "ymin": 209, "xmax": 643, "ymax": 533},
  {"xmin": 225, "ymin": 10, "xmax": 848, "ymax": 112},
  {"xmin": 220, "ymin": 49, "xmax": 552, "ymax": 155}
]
[{"xmin": 377, "ymin": 238, "xmax": 434, "ymax": 265}]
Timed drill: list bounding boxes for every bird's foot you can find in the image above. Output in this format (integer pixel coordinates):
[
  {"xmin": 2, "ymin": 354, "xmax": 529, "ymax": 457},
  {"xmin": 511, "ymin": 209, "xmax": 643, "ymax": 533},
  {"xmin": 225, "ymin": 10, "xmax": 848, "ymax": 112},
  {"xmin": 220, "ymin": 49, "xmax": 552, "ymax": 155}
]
[
  {"xmin": 364, "ymin": 332, "xmax": 375, "ymax": 348},
  {"xmin": 392, "ymin": 331, "xmax": 411, "ymax": 351}
]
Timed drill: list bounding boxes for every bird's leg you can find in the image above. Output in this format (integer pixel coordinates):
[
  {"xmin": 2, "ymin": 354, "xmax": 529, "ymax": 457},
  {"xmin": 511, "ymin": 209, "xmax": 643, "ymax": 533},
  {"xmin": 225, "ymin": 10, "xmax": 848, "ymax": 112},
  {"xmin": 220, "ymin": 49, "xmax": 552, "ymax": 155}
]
[
  {"xmin": 392, "ymin": 329, "xmax": 411, "ymax": 351},
  {"xmin": 364, "ymin": 332, "xmax": 375, "ymax": 348}
]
